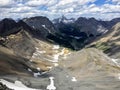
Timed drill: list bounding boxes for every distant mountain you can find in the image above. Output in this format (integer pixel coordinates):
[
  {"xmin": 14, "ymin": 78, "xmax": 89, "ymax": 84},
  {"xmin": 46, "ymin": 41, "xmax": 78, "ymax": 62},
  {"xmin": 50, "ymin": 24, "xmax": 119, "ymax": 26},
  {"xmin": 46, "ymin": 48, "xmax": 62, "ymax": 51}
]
[
  {"xmin": 54, "ymin": 17, "xmax": 120, "ymax": 37},
  {"xmin": 53, "ymin": 15, "xmax": 75, "ymax": 24},
  {"xmin": 23, "ymin": 16, "xmax": 56, "ymax": 40},
  {"xmin": 22, "ymin": 16, "xmax": 85, "ymax": 50},
  {"xmin": 89, "ymin": 22, "xmax": 120, "ymax": 59},
  {"xmin": 0, "ymin": 16, "xmax": 120, "ymax": 52},
  {"xmin": 52, "ymin": 17, "xmax": 120, "ymax": 50},
  {"xmin": 75, "ymin": 17, "xmax": 108, "ymax": 37},
  {"xmin": 0, "ymin": 18, "xmax": 20, "ymax": 36}
]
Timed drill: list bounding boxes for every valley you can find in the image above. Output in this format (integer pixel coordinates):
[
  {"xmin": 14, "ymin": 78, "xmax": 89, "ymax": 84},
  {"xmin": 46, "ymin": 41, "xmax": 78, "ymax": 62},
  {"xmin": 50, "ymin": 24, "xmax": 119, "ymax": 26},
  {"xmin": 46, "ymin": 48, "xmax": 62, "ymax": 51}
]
[{"xmin": 0, "ymin": 16, "xmax": 120, "ymax": 90}]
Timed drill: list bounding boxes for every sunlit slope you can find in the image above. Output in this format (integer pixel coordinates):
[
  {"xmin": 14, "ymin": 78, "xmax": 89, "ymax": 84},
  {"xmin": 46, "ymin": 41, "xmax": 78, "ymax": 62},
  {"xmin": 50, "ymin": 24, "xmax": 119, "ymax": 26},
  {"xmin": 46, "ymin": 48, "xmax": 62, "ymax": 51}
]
[{"xmin": 90, "ymin": 22, "xmax": 120, "ymax": 58}]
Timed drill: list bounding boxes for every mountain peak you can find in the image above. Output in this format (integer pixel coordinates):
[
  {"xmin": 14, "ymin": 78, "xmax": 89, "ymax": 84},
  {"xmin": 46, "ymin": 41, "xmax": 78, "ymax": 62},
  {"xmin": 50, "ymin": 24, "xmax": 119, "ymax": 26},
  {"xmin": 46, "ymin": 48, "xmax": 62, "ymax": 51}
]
[
  {"xmin": 0, "ymin": 18, "xmax": 19, "ymax": 36},
  {"xmin": 53, "ymin": 16, "xmax": 75, "ymax": 24}
]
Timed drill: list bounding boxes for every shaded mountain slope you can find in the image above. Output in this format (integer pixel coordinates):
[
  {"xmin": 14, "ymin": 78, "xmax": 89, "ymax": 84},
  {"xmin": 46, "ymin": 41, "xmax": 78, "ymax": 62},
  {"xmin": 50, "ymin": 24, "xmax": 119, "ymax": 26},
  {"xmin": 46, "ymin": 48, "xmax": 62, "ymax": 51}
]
[
  {"xmin": 22, "ymin": 16, "xmax": 86, "ymax": 50},
  {"xmin": 0, "ymin": 18, "xmax": 19, "ymax": 36},
  {"xmin": 0, "ymin": 45, "xmax": 31, "ymax": 75},
  {"xmin": 53, "ymin": 17, "xmax": 120, "ymax": 50},
  {"xmin": 23, "ymin": 16, "xmax": 56, "ymax": 40},
  {"xmin": 0, "ymin": 44, "xmax": 53, "ymax": 76}
]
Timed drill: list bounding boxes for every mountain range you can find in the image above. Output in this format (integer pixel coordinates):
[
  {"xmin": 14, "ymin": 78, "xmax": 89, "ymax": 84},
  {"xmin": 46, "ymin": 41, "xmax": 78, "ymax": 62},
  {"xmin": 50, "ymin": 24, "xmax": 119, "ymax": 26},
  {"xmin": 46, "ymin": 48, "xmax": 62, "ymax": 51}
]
[
  {"xmin": 0, "ymin": 16, "xmax": 120, "ymax": 90},
  {"xmin": 1, "ymin": 16, "xmax": 120, "ymax": 50}
]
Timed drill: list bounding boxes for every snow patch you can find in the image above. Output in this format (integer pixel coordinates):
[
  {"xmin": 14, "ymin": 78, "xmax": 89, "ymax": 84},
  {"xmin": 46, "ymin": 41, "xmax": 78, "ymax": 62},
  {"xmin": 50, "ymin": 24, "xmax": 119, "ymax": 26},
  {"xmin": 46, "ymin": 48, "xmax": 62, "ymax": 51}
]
[
  {"xmin": 54, "ymin": 63, "xmax": 59, "ymax": 67},
  {"xmin": 0, "ymin": 79, "xmax": 38, "ymax": 90},
  {"xmin": 47, "ymin": 77, "xmax": 56, "ymax": 90},
  {"xmin": 33, "ymin": 53, "xmax": 38, "ymax": 56},
  {"xmin": 52, "ymin": 45, "xmax": 60, "ymax": 50},
  {"xmin": 30, "ymin": 60, "xmax": 33, "ymax": 62},
  {"xmin": 111, "ymin": 58, "xmax": 120, "ymax": 67},
  {"xmin": 37, "ymin": 67, "xmax": 41, "ymax": 71},
  {"xmin": 33, "ymin": 72, "xmax": 41, "ymax": 78},
  {"xmin": 118, "ymin": 73, "xmax": 120, "ymax": 80},
  {"xmin": 35, "ymin": 47, "xmax": 39, "ymax": 50},
  {"xmin": 42, "ymin": 25, "xmax": 46, "ymax": 28},
  {"xmin": 42, "ymin": 24, "xmax": 51, "ymax": 33},
  {"xmin": 28, "ymin": 68, "xmax": 32, "ymax": 72},
  {"xmin": 97, "ymin": 25, "xmax": 108, "ymax": 34},
  {"xmin": 32, "ymin": 26, "xmax": 35, "ymax": 29},
  {"xmin": 66, "ymin": 75, "xmax": 69, "ymax": 78},
  {"xmin": 37, "ymin": 50, "xmax": 46, "ymax": 54},
  {"xmin": 53, "ymin": 54, "xmax": 59, "ymax": 62},
  {"xmin": 71, "ymin": 77, "xmax": 77, "ymax": 82},
  {"xmin": 47, "ymin": 66, "xmax": 52, "ymax": 69}
]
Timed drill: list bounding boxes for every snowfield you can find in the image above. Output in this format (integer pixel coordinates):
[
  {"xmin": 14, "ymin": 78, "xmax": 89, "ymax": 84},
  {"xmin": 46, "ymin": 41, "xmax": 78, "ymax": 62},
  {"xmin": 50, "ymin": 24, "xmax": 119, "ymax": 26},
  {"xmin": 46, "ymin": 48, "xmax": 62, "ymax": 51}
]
[{"xmin": 0, "ymin": 79, "xmax": 40, "ymax": 90}]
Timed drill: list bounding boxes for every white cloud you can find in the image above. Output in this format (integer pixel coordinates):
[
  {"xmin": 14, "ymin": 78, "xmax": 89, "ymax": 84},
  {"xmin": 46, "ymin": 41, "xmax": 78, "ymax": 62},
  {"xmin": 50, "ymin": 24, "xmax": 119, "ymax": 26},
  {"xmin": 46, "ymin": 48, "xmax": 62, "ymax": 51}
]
[
  {"xmin": 107, "ymin": 0, "xmax": 120, "ymax": 4},
  {"xmin": 112, "ymin": 0, "xmax": 120, "ymax": 4},
  {"xmin": 26, "ymin": 0, "xmax": 50, "ymax": 7},
  {"xmin": 0, "ymin": 0, "xmax": 15, "ymax": 7},
  {"xmin": 0, "ymin": 0, "xmax": 120, "ymax": 20},
  {"xmin": 113, "ymin": 0, "xmax": 120, "ymax": 1}
]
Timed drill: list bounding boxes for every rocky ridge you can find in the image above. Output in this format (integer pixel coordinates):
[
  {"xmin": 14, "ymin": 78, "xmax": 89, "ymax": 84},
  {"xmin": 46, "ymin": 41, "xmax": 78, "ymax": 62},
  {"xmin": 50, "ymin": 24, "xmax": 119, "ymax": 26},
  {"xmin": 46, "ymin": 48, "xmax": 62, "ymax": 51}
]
[{"xmin": 90, "ymin": 22, "xmax": 120, "ymax": 59}]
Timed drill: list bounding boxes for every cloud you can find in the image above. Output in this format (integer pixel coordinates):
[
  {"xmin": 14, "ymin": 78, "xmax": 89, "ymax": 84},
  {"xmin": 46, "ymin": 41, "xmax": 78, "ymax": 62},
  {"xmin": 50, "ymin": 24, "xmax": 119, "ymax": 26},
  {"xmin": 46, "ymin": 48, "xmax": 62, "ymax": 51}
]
[
  {"xmin": 0, "ymin": 0, "xmax": 120, "ymax": 20},
  {"xmin": 0, "ymin": 0, "xmax": 15, "ymax": 8},
  {"xmin": 112, "ymin": 0, "xmax": 120, "ymax": 4},
  {"xmin": 26, "ymin": 0, "xmax": 48, "ymax": 7}
]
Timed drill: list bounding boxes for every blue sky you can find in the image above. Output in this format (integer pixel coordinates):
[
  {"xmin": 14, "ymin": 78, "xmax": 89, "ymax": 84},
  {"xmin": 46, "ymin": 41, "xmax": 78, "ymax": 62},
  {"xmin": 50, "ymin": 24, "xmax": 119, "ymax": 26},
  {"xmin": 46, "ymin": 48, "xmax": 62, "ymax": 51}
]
[{"xmin": 0, "ymin": 0, "xmax": 120, "ymax": 20}]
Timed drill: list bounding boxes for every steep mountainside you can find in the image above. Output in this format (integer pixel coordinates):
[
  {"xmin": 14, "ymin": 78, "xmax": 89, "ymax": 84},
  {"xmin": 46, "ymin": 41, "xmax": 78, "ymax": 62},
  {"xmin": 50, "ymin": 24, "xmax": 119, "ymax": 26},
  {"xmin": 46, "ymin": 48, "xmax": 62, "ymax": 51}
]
[
  {"xmin": 89, "ymin": 22, "xmax": 120, "ymax": 58},
  {"xmin": 23, "ymin": 16, "xmax": 56, "ymax": 40},
  {"xmin": 0, "ymin": 30, "xmax": 35, "ymax": 59},
  {"xmin": 53, "ymin": 17, "xmax": 120, "ymax": 50},
  {"xmin": 23, "ymin": 16, "xmax": 86, "ymax": 50},
  {"xmin": 54, "ymin": 17, "xmax": 120, "ymax": 37},
  {"xmin": 0, "ymin": 17, "xmax": 71, "ymax": 76},
  {"xmin": 75, "ymin": 17, "xmax": 108, "ymax": 36},
  {"xmin": 0, "ymin": 18, "xmax": 35, "ymax": 59}
]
